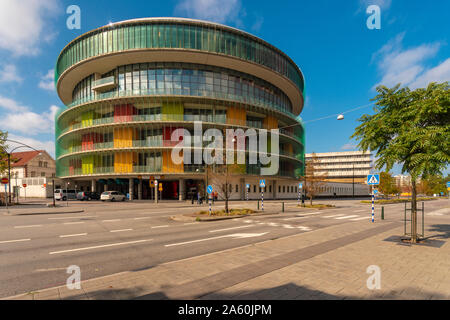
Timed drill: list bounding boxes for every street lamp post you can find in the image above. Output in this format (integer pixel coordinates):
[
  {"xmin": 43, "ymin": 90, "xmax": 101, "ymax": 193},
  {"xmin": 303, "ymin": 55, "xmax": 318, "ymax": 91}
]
[{"xmin": 4, "ymin": 139, "xmax": 42, "ymax": 205}]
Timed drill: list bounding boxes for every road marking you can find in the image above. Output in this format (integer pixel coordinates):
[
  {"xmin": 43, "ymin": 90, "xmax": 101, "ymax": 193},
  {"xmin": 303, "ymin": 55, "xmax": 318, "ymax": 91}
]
[
  {"xmin": 354, "ymin": 210, "xmax": 366, "ymax": 213},
  {"xmin": 59, "ymin": 233, "xmax": 87, "ymax": 238},
  {"xmin": 151, "ymin": 225, "xmax": 169, "ymax": 229},
  {"xmin": 349, "ymin": 217, "xmax": 371, "ymax": 221},
  {"xmin": 209, "ymin": 225, "xmax": 254, "ymax": 233},
  {"xmin": 102, "ymin": 219, "xmax": 121, "ymax": 222},
  {"xmin": 110, "ymin": 229, "xmax": 133, "ymax": 233},
  {"xmin": 165, "ymin": 233, "xmax": 268, "ymax": 247},
  {"xmin": 297, "ymin": 226, "xmax": 312, "ymax": 231},
  {"xmin": 335, "ymin": 215, "xmax": 359, "ymax": 220},
  {"xmin": 63, "ymin": 222, "xmax": 85, "ymax": 225},
  {"xmin": 243, "ymin": 220, "xmax": 253, "ymax": 223},
  {"xmin": 183, "ymin": 222, "xmax": 199, "ymax": 225},
  {"xmin": 282, "ymin": 224, "xmax": 295, "ymax": 229},
  {"xmin": 268, "ymin": 222, "xmax": 279, "ymax": 227},
  {"xmin": 49, "ymin": 239, "xmax": 153, "ymax": 255},
  {"xmin": 49, "ymin": 216, "xmax": 97, "ymax": 220},
  {"xmin": 322, "ymin": 214, "xmax": 345, "ymax": 218},
  {"xmin": 14, "ymin": 225, "xmax": 42, "ymax": 229},
  {"xmin": 134, "ymin": 217, "xmax": 151, "ymax": 220},
  {"xmin": 0, "ymin": 239, "xmax": 31, "ymax": 244}
]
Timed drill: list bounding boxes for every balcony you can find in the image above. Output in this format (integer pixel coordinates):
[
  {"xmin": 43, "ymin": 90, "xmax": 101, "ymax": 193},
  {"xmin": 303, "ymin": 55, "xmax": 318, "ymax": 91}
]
[{"xmin": 92, "ymin": 76, "xmax": 117, "ymax": 93}]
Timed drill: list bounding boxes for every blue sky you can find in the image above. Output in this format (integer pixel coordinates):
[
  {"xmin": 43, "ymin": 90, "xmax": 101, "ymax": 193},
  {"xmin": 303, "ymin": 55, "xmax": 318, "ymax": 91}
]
[{"xmin": 0, "ymin": 0, "xmax": 448, "ymax": 174}]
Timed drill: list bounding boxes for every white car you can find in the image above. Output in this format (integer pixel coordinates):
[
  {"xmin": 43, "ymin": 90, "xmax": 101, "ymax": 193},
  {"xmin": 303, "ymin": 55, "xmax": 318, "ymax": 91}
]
[{"xmin": 100, "ymin": 191, "xmax": 126, "ymax": 202}]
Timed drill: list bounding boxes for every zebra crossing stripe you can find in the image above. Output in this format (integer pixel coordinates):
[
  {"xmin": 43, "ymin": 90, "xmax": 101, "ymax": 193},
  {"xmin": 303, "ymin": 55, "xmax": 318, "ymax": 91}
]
[
  {"xmin": 322, "ymin": 214, "xmax": 345, "ymax": 218},
  {"xmin": 335, "ymin": 215, "xmax": 359, "ymax": 220},
  {"xmin": 349, "ymin": 217, "xmax": 370, "ymax": 221}
]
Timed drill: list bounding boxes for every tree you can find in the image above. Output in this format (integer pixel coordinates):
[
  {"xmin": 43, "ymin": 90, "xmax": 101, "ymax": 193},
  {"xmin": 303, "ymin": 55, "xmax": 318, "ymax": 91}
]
[
  {"xmin": 304, "ymin": 153, "xmax": 327, "ymax": 205},
  {"xmin": 0, "ymin": 131, "xmax": 8, "ymax": 177},
  {"xmin": 378, "ymin": 172, "xmax": 399, "ymax": 197},
  {"xmin": 209, "ymin": 164, "xmax": 239, "ymax": 214},
  {"xmin": 351, "ymin": 82, "xmax": 450, "ymax": 243},
  {"xmin": 417, "ymin": 174, "xmax": 446, "ymax": 195}
]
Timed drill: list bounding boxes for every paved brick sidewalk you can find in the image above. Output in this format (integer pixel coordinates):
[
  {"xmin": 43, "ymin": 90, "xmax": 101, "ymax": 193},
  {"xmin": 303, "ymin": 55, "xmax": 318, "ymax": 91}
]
[{"xmin": 5, "ymin": 215, "xmax": 449, "ymax": 300}]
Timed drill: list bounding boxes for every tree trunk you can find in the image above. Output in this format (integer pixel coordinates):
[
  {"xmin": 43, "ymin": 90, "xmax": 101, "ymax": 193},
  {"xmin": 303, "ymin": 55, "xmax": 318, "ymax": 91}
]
[
  {"xmin": 309, "ymin": 195, "xmax": 313, "ymax": 206},
  {"xmin": 411, "ymin": 179, "xmax": 418, "ymax": 243},
  {"xmin": 225, "ymin": 198, "xmax": 229, "ymax": 214}
]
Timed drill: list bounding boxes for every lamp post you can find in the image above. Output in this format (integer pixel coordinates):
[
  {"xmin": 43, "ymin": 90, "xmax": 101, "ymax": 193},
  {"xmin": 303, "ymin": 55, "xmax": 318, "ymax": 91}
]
[{"xmin": 4, "ymin": 140, "xmax": 42, "ymax": 204}]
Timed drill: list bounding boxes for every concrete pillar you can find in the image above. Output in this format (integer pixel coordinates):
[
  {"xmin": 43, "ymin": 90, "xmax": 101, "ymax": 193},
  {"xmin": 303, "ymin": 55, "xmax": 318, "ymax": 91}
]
[
  {"xmin": 240, "ymin": 178, "xmax": 245, "ymax": 200},
  {"xmin": 104, "ymin": 184, "xmax": 108, "ymax": 192},
  {"xmin": 179, "ymin": 179, "xmax": 185, "ymax": 201},
  {"xmin": 138, "ymin": 179, "xmax": 142, "ymax": 200},
  {"xmin": 129, "ymin": 178, "xmax": 134, "ymax": 201},
  {"xmin": 91, "ymin": 179, "xmax": 96, "ymax": 192}
]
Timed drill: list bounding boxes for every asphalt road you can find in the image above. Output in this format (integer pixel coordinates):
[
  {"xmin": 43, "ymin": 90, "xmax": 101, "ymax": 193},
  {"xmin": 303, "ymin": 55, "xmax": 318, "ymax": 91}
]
[{"xmin": 0, "ymin": 198, "xmax": 447, "ymax": 298}]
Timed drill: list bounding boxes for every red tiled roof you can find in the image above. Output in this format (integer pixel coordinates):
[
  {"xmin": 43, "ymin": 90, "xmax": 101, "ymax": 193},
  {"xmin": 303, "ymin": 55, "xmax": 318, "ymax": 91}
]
[{"xmin": 10, "ymin": 150, "xmax": 44, "ymax": 167}]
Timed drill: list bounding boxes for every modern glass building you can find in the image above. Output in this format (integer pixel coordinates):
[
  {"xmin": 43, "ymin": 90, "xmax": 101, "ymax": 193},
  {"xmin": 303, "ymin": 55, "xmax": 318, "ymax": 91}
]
[{"xmin": 55, "ymin": 18, "xmax": 305, "ymax": 200}]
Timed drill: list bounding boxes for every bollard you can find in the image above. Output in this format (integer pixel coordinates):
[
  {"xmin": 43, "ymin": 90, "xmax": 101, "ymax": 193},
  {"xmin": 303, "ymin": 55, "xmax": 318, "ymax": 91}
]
[
  {"xmin": 381, "ymin": 206, "xmax": 384, "ymax": 220},
  {"xmin": 257, "ymin": 200, "xmax": 260, "ymax": 210},
  {"xmin": 282, "ymin": 202, "xmax": 285, "ymax": 213}
]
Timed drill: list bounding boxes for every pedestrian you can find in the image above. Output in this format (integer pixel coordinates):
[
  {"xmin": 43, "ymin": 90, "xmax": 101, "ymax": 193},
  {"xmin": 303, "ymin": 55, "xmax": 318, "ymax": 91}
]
[
  {"xmin": 191, "ymin": 192, "xmax": 194, "ymax": 204},
  {"xmin": 197, "ymin": 191, "xmax": 201, "ymax": 204}
]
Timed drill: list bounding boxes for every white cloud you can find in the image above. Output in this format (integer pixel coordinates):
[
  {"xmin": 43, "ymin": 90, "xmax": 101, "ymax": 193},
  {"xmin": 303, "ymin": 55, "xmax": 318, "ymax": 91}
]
[
  {"xmin": 0, "ymin": 0, "xmax": 60, "ymax": 56},
  {"xmin": 174, "ymin": 0, "xmax": 242, "ymax": 24},
  {"xmin": 0, "ymin": 95, "xmax": 59, "ymax": 135},
  {"xmin": 7, "ymin": 133, "xmax": 55, "ymax": 158},
  {"xmin": 38, "ymin": 69, "xmax": 55, "ymax": 91},
  {"xmin": 0, "ymin": 95, "xmax": 28, "ymax": 112},
  {"xmin": 0, "ymin": 64, "xmax": 23, "ymax": 83},
  {"xmin": 372, "ymin": 33, "xmax": 447, "ymax": 89}
]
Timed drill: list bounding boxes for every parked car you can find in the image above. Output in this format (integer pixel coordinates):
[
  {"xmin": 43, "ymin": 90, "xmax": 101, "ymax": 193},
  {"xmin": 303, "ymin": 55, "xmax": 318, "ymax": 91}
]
[
  {"xmin": 77, "ymin": 191, "xmax": 100, "ymax": 201},
  {"xmin": 54, "ymin": 189, "xmax": 78, "ymax": 201},
  {"xmin": 100, "ymin": 191, "xmax": 126, "ymax": 202}
]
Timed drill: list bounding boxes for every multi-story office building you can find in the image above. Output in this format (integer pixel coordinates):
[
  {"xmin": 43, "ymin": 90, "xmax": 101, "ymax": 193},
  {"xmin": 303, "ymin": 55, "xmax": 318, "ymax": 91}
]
[
  {"xmin": 305, "ymin": 151, "xmax": 373, "ymax": 184},
  {"xmin": 55, "ymin": 18, "xmax": 306, "ymax": 200}
]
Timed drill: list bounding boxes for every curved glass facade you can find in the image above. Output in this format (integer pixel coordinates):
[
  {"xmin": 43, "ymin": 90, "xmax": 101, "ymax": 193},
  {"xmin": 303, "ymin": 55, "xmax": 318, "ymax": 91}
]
[
  {"xmin": 55, "ymin": 18, "xmax": 306, "ymax": 199},
  {"xmin": 71, "ymin": 63, "xmax": 293, "ymax": 115},
  {"xmin": 55, "ymin": 20, "xmax": 305, "ymax": 95}
]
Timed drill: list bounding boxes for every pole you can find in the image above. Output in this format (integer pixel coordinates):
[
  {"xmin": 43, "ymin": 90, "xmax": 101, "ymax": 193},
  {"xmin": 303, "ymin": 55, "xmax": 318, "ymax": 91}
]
[
  {"xmin": 261, "ymin": 187, "xmax": 264, "ymax": 211},
  {"xmin": 371, "ymin": 188, "xmax": 375, "ymax": 223},
  {"xmin": 352, "ymin": 164, "xmax": 355, "ymax": 199},
  {"xmin": 8, "ymin": 153, "xmax": 11, "ymax": 204},
  {"xmin": 209, "ymin": 193, "xmax": 212, "ymax": 216},
  {"xmin": 4, "ymin": 184, "xmax": 8, "ymax": 211},
  {"xmin": 52, "ymin": 179, "xmax": 55, "ymax": 207}
]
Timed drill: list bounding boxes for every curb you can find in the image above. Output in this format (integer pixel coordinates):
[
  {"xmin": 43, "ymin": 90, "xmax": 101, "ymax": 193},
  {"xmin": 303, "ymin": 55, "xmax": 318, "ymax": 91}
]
[{"xmin": 13, "ymin": 210, "xmax": 85, "ymax": 216}]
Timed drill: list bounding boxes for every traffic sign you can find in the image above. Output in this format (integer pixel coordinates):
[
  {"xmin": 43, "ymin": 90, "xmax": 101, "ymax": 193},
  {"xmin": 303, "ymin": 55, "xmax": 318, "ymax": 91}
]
[
  {"xmin": 298, "ymin": 183, "xmax": 303, "ymax": 189},
  {"xmin": 447, "ymin": 181, "xmax": 450, "ymax": 188},
  {"xmin": 1, "ymin": 177, "xmax": 8, "ymax": 184},
  {"xmin": 207, "ymin": 185, "xmax": 213, "ymax": 194},
  {"xmin": 23, "ymin": 184, "xmax": 27, "ymax": 188},
  {"xmin": 259, "ymin": 180, "xmax": 266, "ymax": 188},
  {"xmin": 367, "ymin": 174, "xmax": 380, "ymax": 185},
  {"xmin": 150, "ymin": 180, "xmax": 154, "ymax": 187},
  {"xmin": 246, "ymin": 183, "xmax": 250, "ymax": 189},
  {"xmin": 373, "ymin": 189, "xmax": 378, "ymax": 194},
  {"xmin": 159, "ymin": 184, "xmax": 163, "ymax": 191}
]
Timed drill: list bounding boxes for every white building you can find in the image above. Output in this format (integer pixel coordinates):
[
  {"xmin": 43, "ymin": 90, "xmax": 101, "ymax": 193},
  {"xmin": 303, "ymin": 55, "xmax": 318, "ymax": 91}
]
[{"xmin": 305, "ymin": 151, "xmax": 373, "ymax": 184}]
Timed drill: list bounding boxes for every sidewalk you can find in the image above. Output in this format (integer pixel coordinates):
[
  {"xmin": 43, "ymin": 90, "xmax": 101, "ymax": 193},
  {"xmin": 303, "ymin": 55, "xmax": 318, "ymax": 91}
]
[{"xmin": 5, "ymin": 215, "xmax": 449, "ymax": 300}]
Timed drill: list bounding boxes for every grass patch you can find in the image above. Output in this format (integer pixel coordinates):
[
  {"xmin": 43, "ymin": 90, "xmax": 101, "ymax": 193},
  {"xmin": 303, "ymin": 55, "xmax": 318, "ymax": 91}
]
[
  {"xmin": 195, "ymin": 208, "xmax": 255, "ymax": 216},
  {"xmin": 297, "ymin": 204, "xmax": 336, "ymax": 209},
  {"xmin": 361, "ymin": 197, "xmax": 438, "ymax": 204}
]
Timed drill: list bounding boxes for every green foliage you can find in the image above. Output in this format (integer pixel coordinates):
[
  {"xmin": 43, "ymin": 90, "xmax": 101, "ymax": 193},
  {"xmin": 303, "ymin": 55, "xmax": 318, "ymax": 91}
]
[
  {"xmin": 0, "ymin": 131, "xmax": 9, "ymax": 176},
  {"xmin": 351, "ymin": 82, "xmax": 449, "ymax": 180},
  {"xmin": 378, "ymin": 172, "xmax": 400, "ymax": 195}
]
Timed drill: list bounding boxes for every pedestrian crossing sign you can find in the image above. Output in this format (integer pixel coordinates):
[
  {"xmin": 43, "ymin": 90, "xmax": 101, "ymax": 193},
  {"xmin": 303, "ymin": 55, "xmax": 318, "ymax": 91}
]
[
  {"xmin": 367, "ymin": 174, "xmax": 380, "ymax": 185},
  {"xmin": 259, "ymin": 180, "xmax": 266, "ymax": 188}
]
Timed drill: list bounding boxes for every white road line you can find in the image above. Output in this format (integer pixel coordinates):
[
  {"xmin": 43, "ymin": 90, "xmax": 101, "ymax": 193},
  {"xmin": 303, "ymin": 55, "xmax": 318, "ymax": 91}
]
[
  {"xmin": 102, "ymin": 219, "xmax": 121, "ymax": 222},
  {"xmin": 209, "ymin": 225, "xmax": 254, "ymax": 233},
  {"xmin": 354, "ymin": 210, "xmax": 367, "ymax": 213},
  {"xmin": 335, "ymin": 215, "xmax": 360, "ymax": 220},
  {"xmin": 49, "ymin": 216, "xmax": 97, "ymax": 220},
  {"xmin": 165, "ymin": 233, "xmax": 267, "ymax": 247},
  {"xmin": 59, "ymin": 233, "xmax": 87, "ymax": 238},
  {"xmin": 183, "ymin": 222, "xmax": 199, "ymax": 225},
  {"xmin": 322, "ymin": 214, "xmax": 345, "ymax": 218},
  {"xmin": 49, "ymin": 239, "xmax": 153, "ymax": 255},
  {"xmin": 14, "ymin": 225, "xmax": 42, "ymax": 229},
  {"xmin": 0, "ymin": 239, "xmax": 31, "ymax": 244},
  {"xmin": 151, "ymin": 225, "xmax": 169, "ymax": 229},
  {"xmin": 267, "ymin": 223, "xmax": 279, "ymax": 227},
  {"xmin": 297, "ymin": 226, "xmax": 312, "ymax": 231},
  {"xmin": 349, "ymin": 217, "xmax": 371, "ymax": 221},
  {"xmin": 110, "ymin": 229, "xmax": 133, "ymax": 233},
  {"xmin": 282, "ymin": 224, "xmax": 295, "ymax": 229},
  {"xmin": 243, "ymin": 220, "xmax": 253, "ymax": 223},
  {"xmin": 63, "ymin": 222, "xmax": 85, "ymax": 225},
  {"xmin": 134, "ymin": 217, "xmax": 151, "ymax": 220}
]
